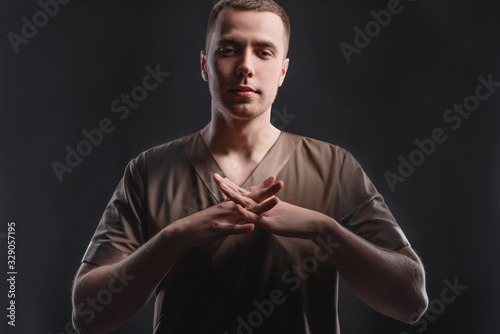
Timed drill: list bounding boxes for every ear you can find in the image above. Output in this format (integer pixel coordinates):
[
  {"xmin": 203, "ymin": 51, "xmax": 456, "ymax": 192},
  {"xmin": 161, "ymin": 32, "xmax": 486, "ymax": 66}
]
[
  {"xmin": 278, "ymin": 58, "xmax": 290, "ymax": 87},
  {"xmin": 201, "ymin": 50, "xmax": 209, "ymax": 82}
]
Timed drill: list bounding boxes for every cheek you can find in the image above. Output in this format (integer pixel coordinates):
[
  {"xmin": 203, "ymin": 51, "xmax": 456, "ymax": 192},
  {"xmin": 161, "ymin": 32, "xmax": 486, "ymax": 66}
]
[
  {"xmin": 212, "ymin": 59, "xmax": 234, "ymax": 80},
  {"xmin": 262, "ymin": 66, "xmax": 284, "ymax": 88}
]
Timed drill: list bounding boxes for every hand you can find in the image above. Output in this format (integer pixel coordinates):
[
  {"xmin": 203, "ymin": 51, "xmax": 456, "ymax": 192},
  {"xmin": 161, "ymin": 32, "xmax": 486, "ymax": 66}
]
[
  {"xmin": 213, "ymin": 173, "xmax": 284, "ymax": 204},
  {"xmin": 217, "ymin": 176, "xmax": 332, "ymax": 240},
  {"xmin": 167, "ymin": 174, "xmax": 282, "ymax": 248}
]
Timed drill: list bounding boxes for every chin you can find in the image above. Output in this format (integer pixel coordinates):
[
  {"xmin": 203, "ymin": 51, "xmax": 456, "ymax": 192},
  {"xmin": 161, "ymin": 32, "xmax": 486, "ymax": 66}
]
[
  {"xmin": 227, "ymin": 103, "xmax": 269, "ymax": 120},
  {"xmin": 211, "ymin": 92, "xmax": 271, "ymax": 121}
]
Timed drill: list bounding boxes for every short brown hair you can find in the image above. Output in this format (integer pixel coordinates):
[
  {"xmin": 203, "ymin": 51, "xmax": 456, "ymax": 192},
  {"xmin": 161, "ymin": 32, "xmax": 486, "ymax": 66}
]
[{"xmin": 205, "ymin": 0, "xmax": 291, "ymax": 56}]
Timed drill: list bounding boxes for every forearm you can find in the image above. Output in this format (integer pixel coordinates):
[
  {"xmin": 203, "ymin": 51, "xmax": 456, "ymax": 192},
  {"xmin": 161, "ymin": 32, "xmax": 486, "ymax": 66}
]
[
  {"xmin": 217, "ymin": 176, "xmax": 428, "ymax": 322},
  {"xmin": 315, "ymin": 216, "xmax": 428, "ymax": 324},
  {"xmin": 72, "ymin": 196, "xmax": 262, "ymax": 334},
  {"xmin": 72, "ymin": 225, "xmax": 185, "ymax": 334}
]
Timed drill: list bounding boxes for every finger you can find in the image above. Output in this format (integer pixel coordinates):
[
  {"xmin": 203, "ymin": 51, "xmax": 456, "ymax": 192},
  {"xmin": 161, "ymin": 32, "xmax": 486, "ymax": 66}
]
[
  {"xmin": 246, "ymin": 176, "xmax": 276, "ymax": 193},
  {"xmin": 244, "ymin": 196, "xmax": 279, "ymax": 214},
  {"xmin": 235, "ymin": 205, "xmax": 279, "ymax": 235},
  {"xmin": 219, "ymin": 182, "xmax": 255, "ymax": 207},
  {"xmin": 235, "ymin": 204, "xmax": 270, "ymax": 226},
  {"xmin": 223, "ymin": 222, "xmax": 255, "ymax": 235},
  {"xmin": 214, "ymin": 173, "xmax": 249, "ymax": 195},
  {"xmin": 214, "ymin": 173, "xmax": 283, "ymax": 202},
  {"xmin": 248, "ymin": 180, "xmax": 284, "ymax": 203}
]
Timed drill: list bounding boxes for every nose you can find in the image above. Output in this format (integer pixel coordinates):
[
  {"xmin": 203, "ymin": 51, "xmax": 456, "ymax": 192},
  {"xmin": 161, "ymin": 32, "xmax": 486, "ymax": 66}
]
[{"xmin": 236, "ymin": 49, "xmax": 254, "ymax": 79}]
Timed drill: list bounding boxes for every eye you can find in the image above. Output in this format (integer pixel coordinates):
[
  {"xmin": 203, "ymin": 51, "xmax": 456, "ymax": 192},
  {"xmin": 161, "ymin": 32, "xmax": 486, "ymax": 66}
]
[
  {"xmin": 258, "ymin": 50, "xmax": 273, "ymax": 58},
  {"xmin": 218, "ymin": 47, "xmax": 236, "ymax": 55}
]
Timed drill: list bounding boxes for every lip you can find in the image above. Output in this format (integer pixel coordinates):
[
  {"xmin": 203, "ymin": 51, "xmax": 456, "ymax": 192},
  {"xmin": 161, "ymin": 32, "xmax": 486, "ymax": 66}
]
[{"xmin": 228, "ymin": 86, "xmax": 257, "ymax": 98}]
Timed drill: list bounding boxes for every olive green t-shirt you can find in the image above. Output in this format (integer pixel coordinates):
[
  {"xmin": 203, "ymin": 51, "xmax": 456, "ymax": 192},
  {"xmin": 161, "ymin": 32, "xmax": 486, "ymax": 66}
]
[{"xmin": 82, "ymin": 130, "xmax": 409, "ymax": 334}]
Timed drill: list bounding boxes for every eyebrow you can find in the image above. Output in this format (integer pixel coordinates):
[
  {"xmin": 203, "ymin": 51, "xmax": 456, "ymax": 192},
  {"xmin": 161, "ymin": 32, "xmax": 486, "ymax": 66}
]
[{"xmin": 217, "ymin": 36, "xmax": 279, "ymax": 52}]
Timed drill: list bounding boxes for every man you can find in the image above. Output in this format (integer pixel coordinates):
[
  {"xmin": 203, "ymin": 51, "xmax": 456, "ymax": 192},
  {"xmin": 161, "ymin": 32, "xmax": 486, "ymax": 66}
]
[{"xmin": 72, "ymin": 1, "xmax": 428, "ymax": 333}]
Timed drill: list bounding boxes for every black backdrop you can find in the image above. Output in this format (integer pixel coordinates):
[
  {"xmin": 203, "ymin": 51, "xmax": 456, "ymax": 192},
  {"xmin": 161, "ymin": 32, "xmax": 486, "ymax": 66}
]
[{"xmin": 1, "ymin": 0, "xmax": 499, "ymax": 333}]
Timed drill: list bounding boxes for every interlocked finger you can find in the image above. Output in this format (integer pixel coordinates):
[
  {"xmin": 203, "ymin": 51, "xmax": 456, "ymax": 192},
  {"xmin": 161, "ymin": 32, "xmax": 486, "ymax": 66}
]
[
  {"xmin": 214, "ymin": 173, "xmax": 250, "ymax": 195},
  {"xmin": 246, "ymin": 176, "xmax": 276, "ymax": 193},
  {"xmin": 235, "ymin": 204, "xmax": 267, "ymax": 224},
  {"xmin": 214, "ymin": 173, "xmax": 283, "ymax": 203},
  {"xmin": 246, "ymin": 197, "xmax": 279, "ymax": 214},
  {"xmin": 248, "ymin": 181, "xmax": 283, "ymax": 203},
  {"xmin": 219, "ymin": 183, "xmax": 255, "ymax": 207}
]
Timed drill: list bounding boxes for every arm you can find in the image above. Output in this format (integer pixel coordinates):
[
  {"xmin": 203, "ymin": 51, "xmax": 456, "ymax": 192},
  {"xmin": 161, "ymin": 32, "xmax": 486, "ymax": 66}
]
[
  {"xmin": 313, "ymin": 217, "xmax": 428, "ymax": 324},
  {"xmin": 217, "ymin": 178, "xmax": 428, "ymax": 324},
  {"xmin": 72, "ymin": 224, "xmax": 188, "ymax": 334},
  {"xmin": 72, "ymin": 176, "xmax": 282, "ymax": 334}
]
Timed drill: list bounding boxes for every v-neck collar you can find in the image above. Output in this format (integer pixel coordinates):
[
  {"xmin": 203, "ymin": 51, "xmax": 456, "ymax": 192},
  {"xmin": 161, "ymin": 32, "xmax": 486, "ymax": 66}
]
[{"xmin": 181, "ymin": 130, "xmax": 300, "ymax": 203}]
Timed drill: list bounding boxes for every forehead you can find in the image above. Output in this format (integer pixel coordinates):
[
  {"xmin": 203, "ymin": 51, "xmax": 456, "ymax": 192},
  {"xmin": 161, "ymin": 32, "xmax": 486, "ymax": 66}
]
[{"xmin": 212, "ymin": 8, "xmax": 286, "ymax": 47}]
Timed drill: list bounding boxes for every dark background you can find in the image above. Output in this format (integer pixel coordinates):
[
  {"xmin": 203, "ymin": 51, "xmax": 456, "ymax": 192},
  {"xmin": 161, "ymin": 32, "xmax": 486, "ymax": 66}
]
[{"xmin": 1, "ymin": 0, "xmax": 499, "ymax": 333}]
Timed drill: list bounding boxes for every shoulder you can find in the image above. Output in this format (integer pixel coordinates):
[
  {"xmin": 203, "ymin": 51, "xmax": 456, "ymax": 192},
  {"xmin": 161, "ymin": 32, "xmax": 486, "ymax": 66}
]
[
  {"xmin": 138, "ymin": 132, "xmax": 198, "ymax": 160},
  {"xmin": 126, "ymin": 132, "xmax": 198, "ymax": 172},
  {"xmin": 283, "ymin": 131, "xmax": 351, "ymax": 163}
]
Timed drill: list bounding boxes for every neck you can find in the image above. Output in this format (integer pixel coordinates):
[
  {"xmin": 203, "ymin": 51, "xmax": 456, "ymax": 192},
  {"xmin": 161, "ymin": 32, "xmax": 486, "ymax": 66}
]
[{"xmin": 201, "ymin": 106, "xmax": 281, "ymax": 160}]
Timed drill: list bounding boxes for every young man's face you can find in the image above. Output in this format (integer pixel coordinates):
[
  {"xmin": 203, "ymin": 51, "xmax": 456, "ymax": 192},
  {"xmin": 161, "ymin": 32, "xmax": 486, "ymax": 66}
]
[{"xmin": 201, "ymin": 8, "xmax": 289, "ymax": 121}]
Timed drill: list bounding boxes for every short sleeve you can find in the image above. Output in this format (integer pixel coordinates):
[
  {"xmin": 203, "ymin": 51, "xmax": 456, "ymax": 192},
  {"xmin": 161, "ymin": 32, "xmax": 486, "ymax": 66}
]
[
  {"xmin": 339, "ymin": 152, "xmax": 409, "ymax": 250},
  {"xmin": 81, "ymin": 154, "xmax": 148, "ymax": 266}
]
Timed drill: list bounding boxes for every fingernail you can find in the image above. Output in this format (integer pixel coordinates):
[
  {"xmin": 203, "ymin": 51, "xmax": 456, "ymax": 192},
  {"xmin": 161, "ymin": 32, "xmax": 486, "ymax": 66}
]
[
  {"xmin": 214, "ymin": 173, "xmax": 221, "ymax": 180},
  {"xmin": 220, "ymin": 183, "xmax": 228, "ymax": 189}
]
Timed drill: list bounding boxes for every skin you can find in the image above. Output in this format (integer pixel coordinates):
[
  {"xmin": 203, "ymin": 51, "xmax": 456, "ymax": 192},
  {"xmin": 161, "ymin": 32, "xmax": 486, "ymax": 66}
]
[
  {"xmin": 199, "ymin": 8, "xmax": 289, "ymax": 186},
  {"xmin": 72, "ymin": 8, "xmax": 428, "ymax": 334}
]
